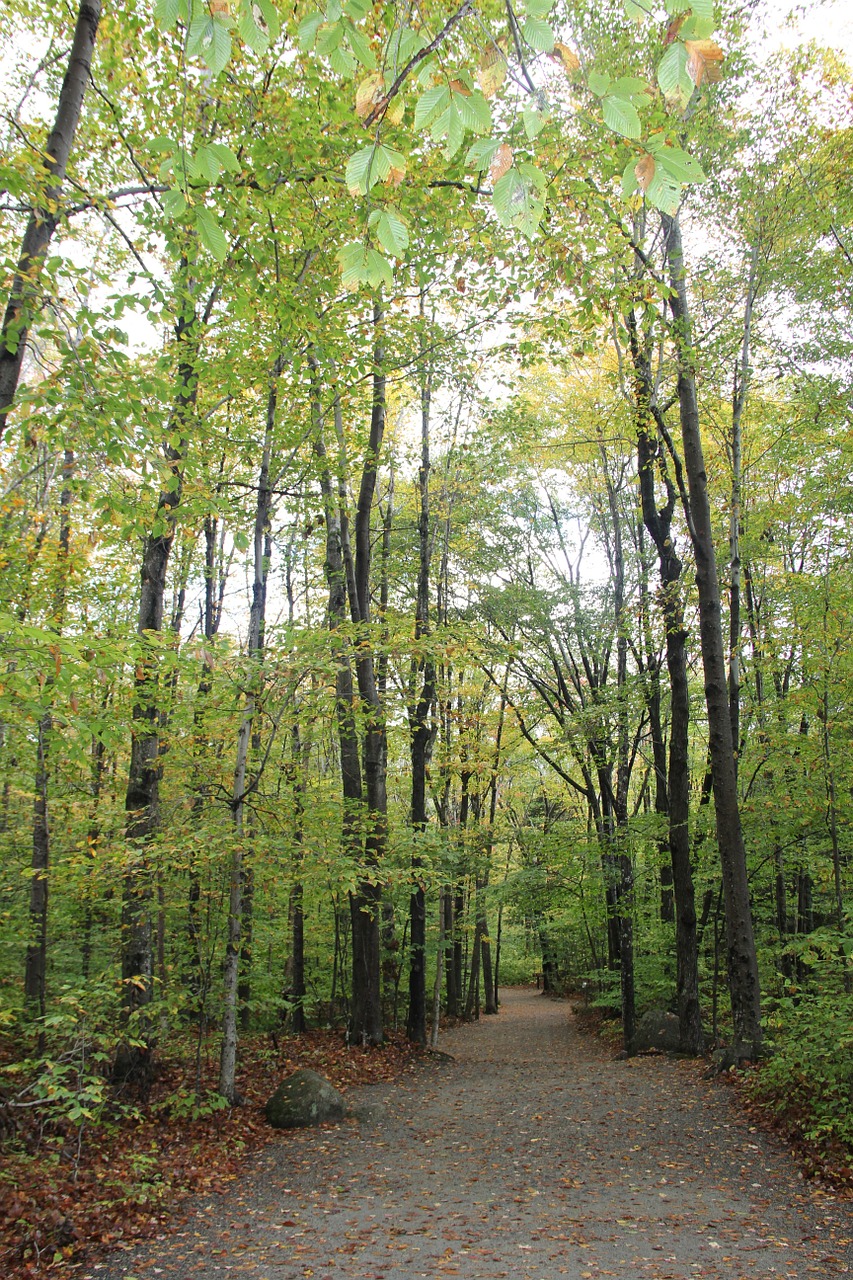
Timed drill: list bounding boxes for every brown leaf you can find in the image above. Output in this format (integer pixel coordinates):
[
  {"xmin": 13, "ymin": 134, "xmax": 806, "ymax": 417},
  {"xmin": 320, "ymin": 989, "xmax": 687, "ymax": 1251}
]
[
  {"xmin": 489, "ymin": 142, "xmax": 513, "ymax": 184},
  {"xmin": 664, "ymin": 14, "xmax": 686, "ymax": 46},
  {"xmin": 386, "ymin": 165, "xmax": 406, "ymax": 188},
  {"xmin": 685, "ymin": 39, "xmax": 724, "ymax": 86},
  {"xmin": 448, "ymin": 79, "xmax": 471, "ymax": 97},
  {"xmin": 635, "ymin": 153, "xmax": 656, "ymax": 192}
]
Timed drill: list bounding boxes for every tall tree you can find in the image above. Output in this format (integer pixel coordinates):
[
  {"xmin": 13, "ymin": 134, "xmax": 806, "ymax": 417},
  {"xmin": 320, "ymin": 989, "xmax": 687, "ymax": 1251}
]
[{"xmin": 0, "ymin": 0, "xmax": 101, "ymax": 442}]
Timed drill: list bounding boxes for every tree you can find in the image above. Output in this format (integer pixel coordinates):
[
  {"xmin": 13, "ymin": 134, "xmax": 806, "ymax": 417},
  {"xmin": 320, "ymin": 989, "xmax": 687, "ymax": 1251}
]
[{"xmin": 0, "ymin": 0, "xmax": 102, "ymax": 442}]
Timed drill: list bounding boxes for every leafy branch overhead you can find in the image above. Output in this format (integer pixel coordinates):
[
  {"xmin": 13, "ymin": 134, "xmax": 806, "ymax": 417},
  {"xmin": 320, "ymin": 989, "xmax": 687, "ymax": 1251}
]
[{"xmin": 153, "ymin": 0, "xmax": 722, "ymax": 286}]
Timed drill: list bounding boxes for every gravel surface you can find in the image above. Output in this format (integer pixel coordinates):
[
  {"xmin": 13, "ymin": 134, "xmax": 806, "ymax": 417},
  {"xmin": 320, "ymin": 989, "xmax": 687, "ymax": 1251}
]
[{"xmin": 90, "ymin": 987, "xmax": 852, "ymax": 1279}]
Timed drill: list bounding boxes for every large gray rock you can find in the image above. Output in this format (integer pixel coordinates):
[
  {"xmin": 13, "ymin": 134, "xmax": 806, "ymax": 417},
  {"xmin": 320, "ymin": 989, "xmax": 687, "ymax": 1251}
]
[
  {"xmin": 633, "ymin": 1007, "xmax": 682, "ymax": 1053},
  {"xmin": 265, "ymin": 1069, "xmax": 348, "ymax": 1129}
]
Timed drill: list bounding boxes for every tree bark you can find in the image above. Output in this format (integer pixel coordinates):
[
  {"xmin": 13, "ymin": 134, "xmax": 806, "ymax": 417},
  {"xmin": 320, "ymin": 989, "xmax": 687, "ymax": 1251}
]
[
  {"xmin": 407, "ymin": 306, "xmax": 436, "ymax": 1044},
  {"xmin": 0, "ymin": 0, "xmax": 102, "ymax": 442},
  {"xmin": 219, "ymin": 359, "xmax": 278, "ymax": 1101},
  {"xmin": 24, "ymin": 451, "xmax": 73, "ymax": 1033},
  {"xmin": 661, "ymin": 211, "xmax": 762, "ymax": 1057},
  {"xmin": 119, "ymin": 286, "xmax": 203, "ymax": 1075},
  {"xmin": 627, "ymin": 312, "xmax": 704, "ymax": 1055}
]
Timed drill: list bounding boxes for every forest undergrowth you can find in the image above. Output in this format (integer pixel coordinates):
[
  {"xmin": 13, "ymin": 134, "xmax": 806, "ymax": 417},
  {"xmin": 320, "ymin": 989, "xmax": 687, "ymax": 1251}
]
[{"xmin": 0, "ymin": 1026, "xmax": 423, "ymax": 1280}]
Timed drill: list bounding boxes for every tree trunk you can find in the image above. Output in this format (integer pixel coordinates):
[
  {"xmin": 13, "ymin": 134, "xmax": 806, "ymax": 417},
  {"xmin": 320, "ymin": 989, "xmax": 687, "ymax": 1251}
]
[
  {"xmin": 119, "ymin": 293, "xmax": 200, "ymax": 1076},
  {"xmin": 24, "ymin": 452, "xmax": 73, "ymax": 1034},
  {"xmin": 661, "ymin": 211, "xmax": 762, "ymax": 1057},
  {"xmin": 0, "ymin": 0, "xmax": 102, "ymax": 441},
  {"xmin": 346, "ymin": 302, "xmax": 388, "ymax": 1046},
  {"xmin": 219, "ymin": 359, "xmax": 278, "ymax": 1101},
  {"xmin": 628, "ymin": 314, "xmax": 704, "ymax": 1055},
  {"xmin": 407, "ymin": 309, "xmax": 435, "ymax": 1044}
]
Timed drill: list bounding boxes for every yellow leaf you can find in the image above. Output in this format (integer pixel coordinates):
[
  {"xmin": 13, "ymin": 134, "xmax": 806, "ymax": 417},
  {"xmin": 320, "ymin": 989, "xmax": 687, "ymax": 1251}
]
[
  {"xmin": 477, "ymin": 47, "xmax": 506, "ymax": 99},
  {"xmin": 551, "ymin": 42, "xmax": 580, "ymax": 75},
  {"xmin": 685, "ymin": 39, "xmax": 724, "ymax": 86},
  {"xmin": 356, "ymin": 72, "xmax": 386, "ymax": 120},
  {"xmin": 385, "ymin": 95, "xmax": 405, "ymax": 126}
]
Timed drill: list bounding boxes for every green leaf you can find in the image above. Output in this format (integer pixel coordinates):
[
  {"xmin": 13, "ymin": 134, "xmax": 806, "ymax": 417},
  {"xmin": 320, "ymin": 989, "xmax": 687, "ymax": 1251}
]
[
  {"xmin": 154, "ymin": 0, "xmax": 184, "ymax": 29},
  {"xmin": 162, "ymin": 188, "xmax": 187, "ymax": 217},
  {"xmin": 645, "ymin": 166, "xmax": 682, "ymax": 215},
  {"xmin": 414, "ymin": 84, "xmax": 450, "ymax": 131},
  {"xmin": 365, "ymin": 248, "xmax": 394, "ymax": 289},
  {"xmin": 657, "ymin": 41, "xmax": 693, "ymax": 106},
  {"xmin": 345, "ymin": 22, "xmax": 376, "ymax": 68},
  {"xmin": 337, "ymin": 241, "xmax": 368, "ymax": 289},
  {"xmin": 316, "ymin": 21, "xmax": 344, "ymax": 55},
  {"xmin": 195, "ymin": 208, "xmax": 227, "ymax": 262},
  {"xmin": 238, "ymin": 7, "xmax": 270, "ymax": 53},
  {"xmin": 329, "ymin": 45, "xmax": 357, "ymax": 76},
  {"xmin": 523, "ymin": 104, "xmax": 549, "ymax": 140},
  {"xmin": 186, "ymin": 13, "xmax": 232, "ymax": 75},
  {"xmin": 587, "ymin": 69, "xmax": 611, "ymax": 97},
  {"xmin": 611, "ymin": 76, "xmax": 654, "ymax": 104},
  {"xmin": 493, "ymin": 165, "xmax": 546, "ymax": 238},
  {"xmin": 345, "ymin": 144, "xmax": 394, "ymax": 193},
  {"xmin": 622, "ymin": 0, "xmax": 650, "ymax": 20},
  {"xmin": 521, "ymin": 16, "xmax": 554, "ymax": 53},
  {"xmin": 370, "ymin": 209, "xmax": 409, "ymax": 257},
  {"xmin": 190, "ymin": 145, "xmax": 222, "ymax": 184},
  {"xmin": 455, "ymin": 89, "xmax": 492, "ymax": 135},
  {"xmin": 525, "ymin": 0, "xmax": 554, "ymax": 15},
  {"xmin": 254, "ymin": 0, "xmax": 280, "ymax": 39},
  {"xmin": 465, "ymin": 137, "xmax": 503, "ymax": 170},
  {"xmin": 601, "ymin": 94, "xmax": 641, "ymax": 140},
  {"xmin": 344, "ymin": 0, "xmax": 371, "ymax": 17},
  {"xmin": 655, "ymin": 145, "xmax": 705, "ymax": 183},
  {"xmin": 687, "ymin": 0, "xmax": 714, "ymax": 26},
  {"xmin": 621, "ymin": 157, "xmax": 639, "ymax": 198},
  {"xmin": 298, "ymin": 11, "xmax": 324, "ymax": 49},
  {"xmin": 433, "ymin": 102, "xmax": 465, "ymax": 159},
  {"xmin": 208, "ymin": 142, "xmax": 240, "ymax": 173}
]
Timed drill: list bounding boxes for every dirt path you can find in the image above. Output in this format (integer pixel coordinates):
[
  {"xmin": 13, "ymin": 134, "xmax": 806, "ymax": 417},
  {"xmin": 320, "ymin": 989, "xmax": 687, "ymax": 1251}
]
[{"xmin": 91, "ymin": 989, "xmax": 851, "ymax": 1280}]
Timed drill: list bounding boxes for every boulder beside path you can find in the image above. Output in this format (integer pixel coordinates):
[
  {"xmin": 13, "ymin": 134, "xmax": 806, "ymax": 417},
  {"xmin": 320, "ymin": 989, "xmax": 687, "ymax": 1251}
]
[{"xmin": 265, "ymin": 1068, "xmax": 348, "ymax": 1129}]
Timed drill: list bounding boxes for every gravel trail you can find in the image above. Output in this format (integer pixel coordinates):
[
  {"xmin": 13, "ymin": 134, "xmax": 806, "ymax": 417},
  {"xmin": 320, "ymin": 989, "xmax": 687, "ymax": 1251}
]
[{"xmin": 92, "ymin": 987, "xmax": 852, "ymax": 1280}]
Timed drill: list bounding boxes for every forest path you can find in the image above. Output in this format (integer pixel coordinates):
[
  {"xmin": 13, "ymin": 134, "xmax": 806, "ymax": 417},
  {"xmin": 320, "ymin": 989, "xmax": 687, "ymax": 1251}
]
[{"xmin": 93, "ymin": 988, "xmax": 851, "ymax": 1280}]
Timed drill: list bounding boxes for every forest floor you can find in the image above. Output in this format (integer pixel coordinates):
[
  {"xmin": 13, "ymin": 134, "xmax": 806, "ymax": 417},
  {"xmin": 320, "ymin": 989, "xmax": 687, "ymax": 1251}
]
[{"xmin": 83, "ymin": 987, "xmax": 851, "ymax": 1280}]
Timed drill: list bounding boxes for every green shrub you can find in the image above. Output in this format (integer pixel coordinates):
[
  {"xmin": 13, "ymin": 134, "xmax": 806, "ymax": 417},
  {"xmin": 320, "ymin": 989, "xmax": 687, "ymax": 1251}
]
[{"xmin": 748, "ymin": 989, "xmax": 853, "ymax": 1150}]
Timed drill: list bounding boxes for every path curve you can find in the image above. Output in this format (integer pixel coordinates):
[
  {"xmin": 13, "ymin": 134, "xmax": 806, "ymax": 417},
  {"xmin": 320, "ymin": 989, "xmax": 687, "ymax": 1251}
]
[{"xmin": 93, "ymin": 988, "xmax": 851, "ymax": 1279}]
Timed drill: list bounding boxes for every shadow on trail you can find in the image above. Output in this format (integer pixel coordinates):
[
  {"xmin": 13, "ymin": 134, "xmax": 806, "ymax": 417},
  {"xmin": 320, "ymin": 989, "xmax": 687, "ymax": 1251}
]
[{"xmin": 94, "ymin": 987, "xmax": 851, "ymax": 1280}]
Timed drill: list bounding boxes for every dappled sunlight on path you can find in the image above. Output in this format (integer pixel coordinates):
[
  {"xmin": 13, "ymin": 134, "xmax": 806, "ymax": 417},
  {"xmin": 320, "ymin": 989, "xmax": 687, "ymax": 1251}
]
[{"xmin": 94, "ymin": 987, "xmax": 851, "ymax": 1280}]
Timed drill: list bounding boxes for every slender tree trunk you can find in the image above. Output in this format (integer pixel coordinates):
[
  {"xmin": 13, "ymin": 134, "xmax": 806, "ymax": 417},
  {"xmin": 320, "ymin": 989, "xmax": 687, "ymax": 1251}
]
[
  {"xmin": 25, "ymin": 451, "xmax": 73, "ymax": 1038},
  {"xmin": 346, "ymin": 302, "xmax": 388, "ymax": 1046},
  {"xmin": 430, "ymin": 886, "xmax": 445, "ymax": 1048},
  {"xmin": 0, "ymin": 0, "xmax": 102, "ymax": 441},
  {"xmin": 119, "ymin": 288, "xmax": 202, "ymax": 1076},
  {"xmin": 629, "ymin": 315, "xmax": 703, "ymax": 1054},
  {"xmin": 661, "ymin": 211, "xmax": 762, "ymax": 1057},
  {"xmin": 219, "ymin": 360, "xmax": 278, "ymax": 1101},
  {"xmin": 407, "ymin": 309, "xmax": 435, "ymax": 1044},
  {"xmin": 728, "ymin": 240, "xmax": 760, "ymax": 773}
]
